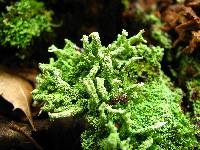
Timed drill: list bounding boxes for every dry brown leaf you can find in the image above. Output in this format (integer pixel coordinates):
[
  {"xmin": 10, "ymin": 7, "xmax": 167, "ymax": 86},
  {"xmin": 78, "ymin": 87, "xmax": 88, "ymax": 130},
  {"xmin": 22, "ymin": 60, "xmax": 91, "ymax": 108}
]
[
  {"xmin": 184, "ymin": 30, "xmax": 200, "ymax": 52},
  {"xmin": 161, "ymin": 2, "xmax": 200, "ymax": 53},
  {"xmin": 186, "ymin": 0, "xmax": 200, "ymax": 8},
  {"xmin": 16, "ymin": 68, "xmax": 38, "ymax": 86},
  {"xmin": 0, "ymin": 70, "xmax": 35, "ymax": 130}
]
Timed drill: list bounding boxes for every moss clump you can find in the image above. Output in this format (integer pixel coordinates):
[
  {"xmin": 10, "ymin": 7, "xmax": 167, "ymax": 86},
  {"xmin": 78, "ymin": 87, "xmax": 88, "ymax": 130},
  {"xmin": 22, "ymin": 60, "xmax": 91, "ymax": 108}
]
[
  {"xmin": 122, "ymin": 0, "xmax": 172, "ymax": 49},
  {"xmin": 187, "ymin": 80, "xmax": 200, "ymax": 120},
  {"xmin": 167, "ymin": 53, "xmax": 200, "ymax": 122},
  {"xmin": 137, "ymin": 8, "xmax": 172, "ymax": 49},
  {"xmin": 0, "ymin": 0, "xmax": 52, "ymax": 48},
  {"xmin": 33, "ymin": 30, "xmax": 198, "ymax": 149}
]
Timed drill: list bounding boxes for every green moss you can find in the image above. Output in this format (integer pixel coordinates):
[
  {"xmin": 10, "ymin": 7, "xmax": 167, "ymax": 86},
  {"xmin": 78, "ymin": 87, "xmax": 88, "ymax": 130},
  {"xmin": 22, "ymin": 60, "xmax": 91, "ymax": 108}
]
[
  {"xmin": 121, "ymin": 0, "xmax": 130, "ymax": 11},
  {"xmin": 123, "ymin": 1, "xmax": 172, "ymax": 49},
  {"xmin": 33, "ymin": 30, "xmax": 198, "ymax": 149},
  {"xmin": 139, "ymin": 12, "xmax": 172, "ymax": 49},
  {"xmin": 0, "ymin": 0, "xmax": 52, "ymax": 48},
  {"xmin": 173, "ymin": 55, "xmax": 200, "ymax": 81},
  {"xmin": 150, "ymin": 26, "xmax": 172, "ymax": 49},
  {"xmin": 187, "ymin": 80, "xmax": 200, "ymax": 120}
]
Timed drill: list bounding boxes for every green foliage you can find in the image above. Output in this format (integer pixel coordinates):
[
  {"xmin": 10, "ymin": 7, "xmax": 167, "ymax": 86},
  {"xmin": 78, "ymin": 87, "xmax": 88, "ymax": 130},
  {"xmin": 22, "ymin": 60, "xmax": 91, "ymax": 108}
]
[
  {"xmin": 0, "ymin": 0, "xmax": 52, "ymax": 48},
  {"xmin": 187, "ymin": 80, "xmax": 200, "ymax": 120},
  {"xmin": 167, "ymin": 48, "xmax": 200, "ymax": 130},
  {"xmin": 150, "ymin": 26, "xmax": 171, "ymax": 49},
  {"xmin": 33, "ymin": 30, "xmax": 198, "ymax": 149},
  {"xmin": 121, "ymin": 0, "xmax": 130, "ymax": 11},
  {"xmin": 138, "ymin": 11, "xmax": 171, "ymax": 49},
  {"xmin": 126, "ymin": 1, "xmax": 172, "ymax": 49},
  {"xmin": 178, "ymin": 55, "xmax": 200, "ymax": 80}
]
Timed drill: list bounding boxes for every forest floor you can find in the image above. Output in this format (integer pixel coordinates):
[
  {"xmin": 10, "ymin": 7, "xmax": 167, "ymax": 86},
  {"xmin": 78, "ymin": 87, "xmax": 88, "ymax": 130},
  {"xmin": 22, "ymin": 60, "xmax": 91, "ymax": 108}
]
[{"xmin": 0, "ymin": 0, "xmax": 199, "ymax": 149}]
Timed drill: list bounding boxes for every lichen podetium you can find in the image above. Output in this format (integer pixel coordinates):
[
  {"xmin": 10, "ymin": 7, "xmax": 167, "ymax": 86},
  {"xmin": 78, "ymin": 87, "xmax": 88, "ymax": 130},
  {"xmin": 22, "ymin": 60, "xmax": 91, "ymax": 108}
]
[{"xmin": 32, "ymin": 30, "xmax": 198, "ymax": 149}]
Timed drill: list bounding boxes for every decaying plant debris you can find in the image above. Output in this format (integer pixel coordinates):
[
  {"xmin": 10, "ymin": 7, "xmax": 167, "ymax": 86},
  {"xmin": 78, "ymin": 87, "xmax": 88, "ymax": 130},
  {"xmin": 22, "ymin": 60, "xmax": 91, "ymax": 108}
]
[{"xmin": 161, "ymin": 1, "xmax": 200, "ymax": 53}]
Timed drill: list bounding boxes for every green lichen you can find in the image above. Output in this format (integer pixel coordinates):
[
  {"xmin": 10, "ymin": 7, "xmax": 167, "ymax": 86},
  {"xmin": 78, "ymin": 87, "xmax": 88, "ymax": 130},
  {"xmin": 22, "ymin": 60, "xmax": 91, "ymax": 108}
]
[
  {"xmin": 33, "ymin": 30, "xmax": 198, "ymax": 149},
  {"xmin": 0, "ymin": 0, "xmax": 52, "ymax": 48}
]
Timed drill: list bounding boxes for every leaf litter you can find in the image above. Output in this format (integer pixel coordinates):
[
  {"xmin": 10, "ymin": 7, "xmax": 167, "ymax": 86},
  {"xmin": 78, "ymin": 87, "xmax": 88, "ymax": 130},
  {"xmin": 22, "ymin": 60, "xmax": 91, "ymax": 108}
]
[{"xmin": 0, "ymin": 69, "xmax": 35, "ymax": 130}]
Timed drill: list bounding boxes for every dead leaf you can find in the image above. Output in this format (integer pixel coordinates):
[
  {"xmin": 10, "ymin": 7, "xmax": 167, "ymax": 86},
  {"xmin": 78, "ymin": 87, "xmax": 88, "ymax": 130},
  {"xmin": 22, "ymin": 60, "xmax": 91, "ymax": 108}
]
[
  {"xmin": 186, "ymin": 0, "xmax": 200, "ymax": 8},
  {"xmin": 16, "ymin": 67, "xmax": 39, "ymax": 86},
  {"xmin": 0, "ymin": 69, "xmax": 35, "ymax": 130},
  {"xmin": 184, "ymin": 30, "xmax": 200, "ymax": 53},
  {"xmin": 161, "ymin": 2, "xmax": 200, "ymax": 53}
]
